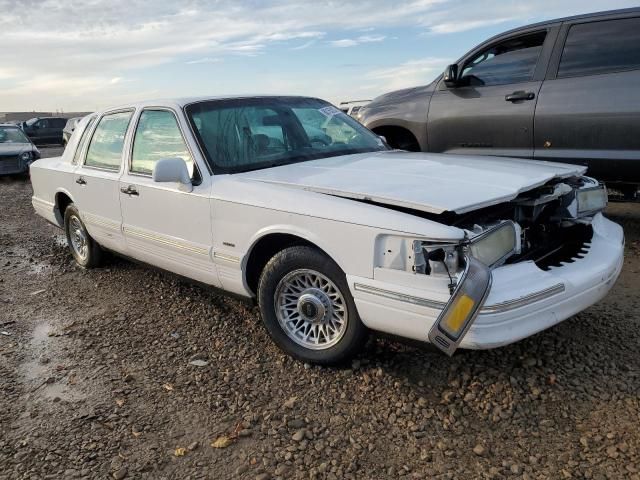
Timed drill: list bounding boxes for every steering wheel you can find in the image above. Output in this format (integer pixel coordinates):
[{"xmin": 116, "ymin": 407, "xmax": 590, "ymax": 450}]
[{"xmin": 309, "ymin": 136, "xmax": 331, "ymax": 147}]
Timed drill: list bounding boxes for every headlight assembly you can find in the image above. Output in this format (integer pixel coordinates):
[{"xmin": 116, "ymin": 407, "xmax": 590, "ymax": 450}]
[
  {"xmin": 577, "ymin": 186, "xmax": 607, "ymax": 216},
  {"xmin": 20, "ymin": 151, "xmax": 32, "ymax": 161},
  {"xmin": 428, "ymin": 255, "xmax": 492, "ymax": 355},
  {"xmin": 468, "ymin": 221, "xmax": 517, "ymax": 267}
]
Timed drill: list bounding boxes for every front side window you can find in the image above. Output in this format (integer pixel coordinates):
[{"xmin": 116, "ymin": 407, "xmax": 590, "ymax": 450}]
[
  {"xmin": 186, "ymin": 97, "xmax": 387, "ymax": 174},
  {"xmin": 131, "ymin": 110, "xmax": 193, "ymax": 176},
  {"xmin": 85, "ymin": 111, "xmax": 133, "ymax": 170},
  {"xmin": 37, "ymin": 119, "xmax": 49, "ymax": 129},
  {"xmin": 558, "ymin": 17, "xmax": 640, "ymax": 78},
  {"xmin": 72, "ymin": 116, "xmax": 97, "ymax": 165},
  {"xmin": 460, "ymin": 31, "xmax": 547, "ymax": 86}
]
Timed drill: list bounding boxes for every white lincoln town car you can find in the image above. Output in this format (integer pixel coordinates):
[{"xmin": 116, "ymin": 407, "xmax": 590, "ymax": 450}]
[{"xmin": 30, "ymin": 96, "xmax": 623, "ymax": 364}]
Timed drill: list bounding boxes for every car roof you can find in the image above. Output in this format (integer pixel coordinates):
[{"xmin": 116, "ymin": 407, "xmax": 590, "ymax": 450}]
[
  {"xmin": 491, "ymin": 7, "xmax": 640, "ymax": 38},
  {"xmin": 99, "ymin": 95, "xmax": 325, "ymax": 115}
]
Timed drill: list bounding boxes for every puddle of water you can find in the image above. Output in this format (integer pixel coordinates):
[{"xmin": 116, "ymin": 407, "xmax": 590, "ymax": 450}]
[
  {"xmin": 22, "ymin": 359, "xmax": 48, "ymax": 381},
  {"xmin": 41, "ymin": 382, "xmax": 86, "ymax": 402},
  {"xmin": 3, "ymin": 246, "xmax": 52, "ymax": 276},
  {"xmin": 20, "ymin": 320, "xmax": 86, "ymax": 403},
  {"xmin": 31, "ymin": 321, "xmax": 52, "ymax": 347}
]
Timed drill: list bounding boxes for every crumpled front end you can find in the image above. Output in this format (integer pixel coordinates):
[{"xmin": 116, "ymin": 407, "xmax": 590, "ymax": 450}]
[
  {"xmin": 350, "ymin": 175, "xmax": 623, "ymax": 354},
  {"xmin": 0, "ymin": 150, "xmax": 39, "ymax": 175}
]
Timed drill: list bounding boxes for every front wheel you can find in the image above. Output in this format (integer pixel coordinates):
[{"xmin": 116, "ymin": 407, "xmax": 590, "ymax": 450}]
[
  {"xmin": 64, "ymin": 204, "xmax": 103, "ymax": 268},
  {"xmin": 257, "ymin": 246, "xmax": 368, "ymax": 365}
]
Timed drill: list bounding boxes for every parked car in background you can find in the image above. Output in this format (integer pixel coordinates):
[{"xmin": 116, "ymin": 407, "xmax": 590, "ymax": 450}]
[
  {"xmin": 339, "ymin": 100, "xmax": 370, "ymax": 118},
  {"xmin": 30, "ymin": 95, "xmax": 622, "ymax": 364},
  {"xmin": 62, "ymin": 117, "xmax": 82, "ymax": 146},
  {"xmin": 0, "ymin": 124, "xmax": 40, "ymax": 175},
  {"xmin": 358, "ymin": 8, "xmax": 640, "ymax": 198},
  {"xmin": 22, "ymin": 116, "xmax": 68, "ymax": 145}
]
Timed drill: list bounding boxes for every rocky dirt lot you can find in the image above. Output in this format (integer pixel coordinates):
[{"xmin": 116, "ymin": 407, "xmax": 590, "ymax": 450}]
[{"xmin": 1, "ymin": 148, "xmax": 639, "ymax": 480}]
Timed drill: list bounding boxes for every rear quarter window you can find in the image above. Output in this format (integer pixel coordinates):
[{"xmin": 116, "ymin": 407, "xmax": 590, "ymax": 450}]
[
  {"xmin": 72, "ymin": 116, "xmax": 97, "ymax": 165},
  {"xmin": 558, "ymin": 17, "xmax": 640, "ymax": 78}
]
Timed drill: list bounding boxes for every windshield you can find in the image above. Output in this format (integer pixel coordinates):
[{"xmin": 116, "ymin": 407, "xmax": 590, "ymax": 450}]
[
  {"xmin": 25, "ymin": 118, "xmax": 38, "ymax": 126},
  {"xmin": 0, "ymin": 127, "xmax": 30, "ymax": 144},
  {"xmin": 185, "ymin": 97, "xmax": 388, "ymax": 174}
]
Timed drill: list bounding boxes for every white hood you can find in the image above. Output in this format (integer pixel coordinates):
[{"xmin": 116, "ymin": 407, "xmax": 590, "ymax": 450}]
[{"xmin": 238, "ymin": 151, "xmax": 587, "ymax": 214}]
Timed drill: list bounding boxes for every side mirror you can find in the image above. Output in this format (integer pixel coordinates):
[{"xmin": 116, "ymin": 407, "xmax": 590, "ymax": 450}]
[
  {"xmin": 152, "ymin": 157, "xmax": 193, "ymax": 193},
  {"xmin": 443, "ymin": 64, "xmax": 459, "ymax": 88}
]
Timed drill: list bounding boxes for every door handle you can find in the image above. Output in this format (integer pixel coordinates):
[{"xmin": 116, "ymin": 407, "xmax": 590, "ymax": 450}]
[
  {"xmin": 120, "ymin": 185, "xmax": 139, "ymax": 196},
  {"xmin": 75, "ymin": 177, "xmax": 87, "ymax": 185},
  {"xmin": 505, "ymin": 91, "xmax": 535, "ymax": 102}
]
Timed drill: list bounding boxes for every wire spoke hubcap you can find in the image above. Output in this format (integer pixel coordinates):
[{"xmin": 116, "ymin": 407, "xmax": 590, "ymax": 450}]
[
  {"xmin": 69, "ymin": 215, "xmax": 88, "ymax": 260},
  {"xmin": 274, "ymin": 269, "xmax": 348, "ymax": 350}
]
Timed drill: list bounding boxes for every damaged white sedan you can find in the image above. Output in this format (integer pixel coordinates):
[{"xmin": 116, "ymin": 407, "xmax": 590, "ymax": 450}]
[{"xmin": 30, "ymin": 96, "xmax": 623, "ymax": 364}]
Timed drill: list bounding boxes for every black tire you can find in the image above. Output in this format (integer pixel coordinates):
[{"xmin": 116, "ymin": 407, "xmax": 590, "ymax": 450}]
[
  {"xmin": 64, "ymin": 204, "xmax": 102, "ymax": 268},
  {"xmin": 257, "ymin": 246, "xmax": 368, "ymax": 365}
]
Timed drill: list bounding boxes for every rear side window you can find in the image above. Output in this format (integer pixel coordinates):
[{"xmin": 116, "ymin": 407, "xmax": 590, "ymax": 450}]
[
  {"xmin": 131, "ymin": 110, "xmax": 193, "ymax": 176},
  {"xmin": 85, "ymin": 111, "xmax": 133, "ymax": 170},
  {"xmin": 72, "ymin": 116, "xmax": 97, "ymax": 165},
  {"xmin": 461, "ymin": 31, "xmax": 547, "ymax": 86},
  {"xmin": 558, "ymin": 17, "xmax": 640, "ymax": 78},
  {"xmin": 52, "ymin": 118, "xmax": 66, "ymax": 128}
]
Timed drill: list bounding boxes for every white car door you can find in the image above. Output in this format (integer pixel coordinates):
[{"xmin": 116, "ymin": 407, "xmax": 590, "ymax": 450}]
[
  {"xmin": 118, "ymin": 108, "xmax": 220, "ymax": 286},
  {"xmin": 72, "ymin": 110, "xmax": 133, "ymax": 253}
]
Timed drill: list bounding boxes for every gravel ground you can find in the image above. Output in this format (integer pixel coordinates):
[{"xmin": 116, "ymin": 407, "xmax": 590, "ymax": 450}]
[{"xmin": 1, "ymin": 147, "xmax": 639, "ymax": 479}]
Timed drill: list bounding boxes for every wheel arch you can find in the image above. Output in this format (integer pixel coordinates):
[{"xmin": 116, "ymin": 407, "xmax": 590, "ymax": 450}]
[
  {"xmin": 54, "ymin": 188, "xmax": 75, "ymax": 227},
  {"xmin": 371, "ymin": 125, "xmax": 421, "ymax": 152},
  {"xmin": 243, "ymin": 227, "xmax": 343, "ymax": 296}
]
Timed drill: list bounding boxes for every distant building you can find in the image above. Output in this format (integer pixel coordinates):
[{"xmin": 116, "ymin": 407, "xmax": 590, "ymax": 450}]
[{"xmin": 0, "ymin": 111, "xmax": 92, "ymax": 123}]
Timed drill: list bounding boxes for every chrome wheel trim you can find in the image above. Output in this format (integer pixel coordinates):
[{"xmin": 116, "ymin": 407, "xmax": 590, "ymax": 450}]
[
  {"xmin": 274, "ymin": 269, "xmax": 348, "ymax": 350},
  {"xmin": 68, "ymin": 215, "xmax": 88, "ymax": 261}
]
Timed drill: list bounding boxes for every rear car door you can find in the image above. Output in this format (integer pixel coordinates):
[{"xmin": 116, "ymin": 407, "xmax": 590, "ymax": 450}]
[
  {"xmin": 71, "ymin": 110, "xmax": 133, "ymax": 253},
  {"xmin": 34, "ymin": 119, "xmax": 51, "ymax": 143},
  {"xmin": 534, "ymin": 14, "xmax": 640, "ymax": 184},
  {"xmin": 51, "ymin": 118, "xmax": 66, "ymax": 144},
  {"xmin": 427, "ymin": 27, "xmax": 558, "ymax": 158},
  {"xmin": 118, "ymin": 108, "xmax": 219, "ymax": 286}
]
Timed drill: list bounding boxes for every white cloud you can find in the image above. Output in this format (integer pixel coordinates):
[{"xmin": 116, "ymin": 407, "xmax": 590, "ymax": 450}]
[
  {"xmin": 0, "ymin": 0, "xmax": 637, "ymax": 110},
  {"xmin": 185, "ymin": 57, "xmax": 223, "ymax": 65},
  {"xmin": 328, "ymin": 35, "xmax": 387, "ymax": 48},
  {"xmin": 290, "ymin": 40, "xmax": 317, "ymax": 50},
  {"xmin": 427, "ymin": 17, "xmax": 517, "ymax": 34},
  {"xmin": 365, "ymin": 58, "xmax": 448, "ymax": 92}
]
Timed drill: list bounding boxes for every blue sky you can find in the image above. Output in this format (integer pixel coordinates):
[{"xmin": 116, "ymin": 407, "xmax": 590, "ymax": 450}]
[{"xmin": 0, "ymin": 0, "xmax": 637, "ymax": 111}]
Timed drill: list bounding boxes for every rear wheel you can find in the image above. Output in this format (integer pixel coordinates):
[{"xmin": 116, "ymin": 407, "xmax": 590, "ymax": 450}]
[
  {"xmin": 257, "ymin": 246, "xmax": 368, "ymax": 365},
  {"xmin": 64, "ymin": 204, "xmax": 102, "ymax": 268}
]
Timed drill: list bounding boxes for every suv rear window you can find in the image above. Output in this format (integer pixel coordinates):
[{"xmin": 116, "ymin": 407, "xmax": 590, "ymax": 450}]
[{"xmin": 558, "ymin": 17, "xmax": 640, "ymax": 78}]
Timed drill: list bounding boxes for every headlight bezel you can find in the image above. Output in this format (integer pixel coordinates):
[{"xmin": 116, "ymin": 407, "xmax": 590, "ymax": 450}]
[
  {"xmin": 20, "ymin": 151, "xmax": 32, "ymax": 162},
  {"xmin": 576, "ymin": 185, "xmax": 607, "ymax": 216},
  {"xmin": 428, "ymin": 255, "xmax": 492, "ymax": 355}
]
